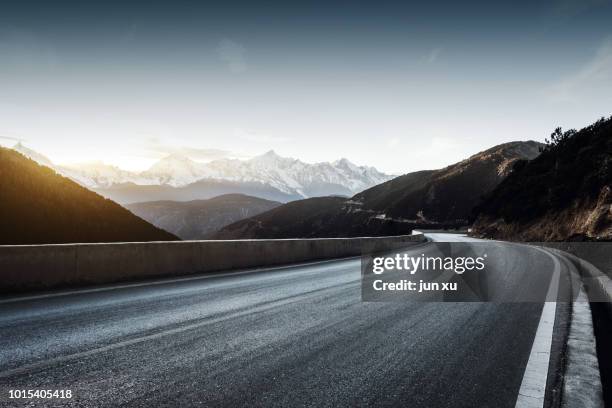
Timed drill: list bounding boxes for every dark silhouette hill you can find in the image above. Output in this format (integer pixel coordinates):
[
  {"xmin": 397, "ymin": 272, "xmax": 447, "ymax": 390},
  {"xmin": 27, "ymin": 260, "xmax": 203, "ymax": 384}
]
[
  {"xmin": 211, "ymin": 196, "xmax": 418, "ymax": 238},
  {"xmin": 472, "ymin": 117, "xmax": 612, "ymax": 241},
  {"xmin": 212, "ymin": 141, "xmax": 542, "ymax": 239},
  {"xmin": 212, "ymin": 197, "xmax": 346, "ymax": 239},
  {"xmin": 126, "ymin": 194, "xmax": 281, "ymax": 240},
  {"xmin": 349, "ymin": 141, "xmax": 542, "ymax": 223},
  {"xmin": 0, "ymin": 148, "xmax": 178, "ymax": 244}
]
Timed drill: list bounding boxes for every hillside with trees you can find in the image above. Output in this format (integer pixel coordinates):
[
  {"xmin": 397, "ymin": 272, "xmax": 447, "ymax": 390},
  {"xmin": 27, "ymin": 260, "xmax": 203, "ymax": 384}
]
[
  {"xmin": 0, "ymin": 148, "xmax": 178, "ymax": 244},
  {"xmin": 472, "ymin": 116, "xmax": 612, "ymax": 241}
]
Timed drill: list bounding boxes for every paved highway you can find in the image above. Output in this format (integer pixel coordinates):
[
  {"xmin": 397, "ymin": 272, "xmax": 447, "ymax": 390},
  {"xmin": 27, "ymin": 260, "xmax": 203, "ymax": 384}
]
[{"xmin": 0, "ymin": 234, "xmax": 575, "ymax": 407}]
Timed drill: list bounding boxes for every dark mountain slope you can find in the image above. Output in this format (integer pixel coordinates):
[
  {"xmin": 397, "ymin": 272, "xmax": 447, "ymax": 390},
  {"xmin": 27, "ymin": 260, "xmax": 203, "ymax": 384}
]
[
  {"xmin": 212, "ymin": 197, "xmax": 346, "ymax": 239},
  {"xmin": 352, "ymin": 141, "xmax": 542, "ymax": 223},
  {"xmin": 0, "ymin": 148, "xmax": 178, "ymax": 244},
  {"xmin": 472, "ymin": 117, "xmax": 612, "ymax": 241},
  {"xmin": 126, "ymin": 194, "xmax": 281, "ymax": 240},
  {"xmin": 213, "ymin": 141, "xmax": 542, "ymax": 239},
  {"xmin": 211, "ymin": 196, "xmax": 417, "ymax": 239}
]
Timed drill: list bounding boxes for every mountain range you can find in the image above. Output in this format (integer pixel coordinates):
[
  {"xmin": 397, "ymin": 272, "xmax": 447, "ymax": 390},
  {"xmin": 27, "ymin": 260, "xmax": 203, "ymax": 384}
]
[
  {"xmin": 7, "ymin": 122, "xmax": 604, "ymax": 243},
  {"xmin": 212, "ymin": 141, "xmax": 543, "ymax": 239},
  {"xmin": 0, "ymin": 147, "xmax": 178, "ymax": 245},
  {"xmin": 12, "ymin": 144, "xmax": 392, "ymax": 204}
]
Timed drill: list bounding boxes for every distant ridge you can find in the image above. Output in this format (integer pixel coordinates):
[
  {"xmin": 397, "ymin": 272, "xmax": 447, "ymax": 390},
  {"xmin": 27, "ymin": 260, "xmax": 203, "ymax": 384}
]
[
  {"xmin": 212, "ymin": 141, "xmax": 543, "ymax": 239},
  {"xmin": 349, "ymin": 140, "xmax": 543, "ymax": 224},
  {"xmin": 93, "ymin": 179, "xmax": 300, "ymax": 205},
  {"xmin": 127, "ymin": 194, "xmax": 281, "ymax": 239},
  {"xmin": 0, "ymin": 147, "xmax": 178, "ymax": 244}
]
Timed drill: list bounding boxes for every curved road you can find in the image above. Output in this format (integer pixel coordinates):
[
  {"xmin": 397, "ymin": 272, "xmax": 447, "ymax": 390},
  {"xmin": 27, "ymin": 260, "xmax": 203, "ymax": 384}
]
[{"xmin": 0, "ymin": 234, "xmax": 576, "ymax": 407}]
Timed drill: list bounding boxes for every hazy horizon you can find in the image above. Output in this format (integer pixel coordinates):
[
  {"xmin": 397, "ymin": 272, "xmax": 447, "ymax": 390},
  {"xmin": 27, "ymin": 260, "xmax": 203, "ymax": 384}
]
[{"xmin": 1, "ymin": 0, "xmax": 611, "ymax": 173}]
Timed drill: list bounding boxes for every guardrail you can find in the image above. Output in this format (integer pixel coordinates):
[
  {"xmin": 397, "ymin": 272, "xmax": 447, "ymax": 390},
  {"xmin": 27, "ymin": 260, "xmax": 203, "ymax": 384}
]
[{"xmin": 0, "ymin": 234, "xmax": 426, "ymax": 293}]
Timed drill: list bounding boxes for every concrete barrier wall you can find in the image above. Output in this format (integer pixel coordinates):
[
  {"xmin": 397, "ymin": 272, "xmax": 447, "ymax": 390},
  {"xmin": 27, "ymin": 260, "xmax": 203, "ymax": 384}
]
[
  {"xmin": 537, "ymin": 242, "xmax": 612, "ymax": 306},
  {"xmin": 0, "ymin": 234, "xmax": 426, "ymax": 294}
]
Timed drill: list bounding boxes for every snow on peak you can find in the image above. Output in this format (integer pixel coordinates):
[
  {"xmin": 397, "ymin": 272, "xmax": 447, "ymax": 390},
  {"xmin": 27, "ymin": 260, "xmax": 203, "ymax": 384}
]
[
  {"xmin": 142, "ymin": 154, "xmax": 210, "ymax": 186},
  {"xmin": 333, "ymin": 157, "xmax": 360, "ymax": 172},
  {"xmin": 249, "ymin": 150, "xmax": 290, "ymax": 166},
  {"xmin": 10, "ymin": 145, "xmax": 393, "ymax": 198},
  {"xmin": 261, "ymin": 149, "xmax": 279, "ymax": 158}
]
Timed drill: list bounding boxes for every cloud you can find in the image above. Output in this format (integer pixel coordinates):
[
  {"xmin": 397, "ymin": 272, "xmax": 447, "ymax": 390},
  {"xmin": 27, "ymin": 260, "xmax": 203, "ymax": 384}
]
[
  {"xmin": 548, "ymin": 39, "xmax": 612, "ymax": 102},
  {"xmin": 387, "ymin": 137, "xmax": 400, "ymax": 147},
  {"xmin": 144, "ymin": 137, "xmax": 234, "ymax": 161},
  {"xmin": 421, "ymin": 48, "xmax": 442, "ymax": 65},
  {"xmin": 217, "ymin": 38, "xmax": 247, "ymax": 73},
  {"xmin": 0, "ymin": 134, "xmax": 26, "ymax": 148},
  {"xmin": 235, "ymin": 128, "xmax": 292, "ymax": 143},
  {"xmin": 0, "ymin": 135, "xmax": 24, "ymax": 142}
]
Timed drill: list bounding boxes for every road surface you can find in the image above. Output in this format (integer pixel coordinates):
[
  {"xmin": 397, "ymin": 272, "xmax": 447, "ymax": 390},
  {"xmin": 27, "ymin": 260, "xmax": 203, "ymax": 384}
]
[{"xmin": 0, "ymin": 234, "xmax": 575, "ymax": 407}]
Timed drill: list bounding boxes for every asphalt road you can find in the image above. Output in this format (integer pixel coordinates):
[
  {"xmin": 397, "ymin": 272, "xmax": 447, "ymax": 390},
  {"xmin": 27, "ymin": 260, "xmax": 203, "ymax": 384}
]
[{"xmin": 0, "ymin": 234, "xmax": 574, "ymax": 407}]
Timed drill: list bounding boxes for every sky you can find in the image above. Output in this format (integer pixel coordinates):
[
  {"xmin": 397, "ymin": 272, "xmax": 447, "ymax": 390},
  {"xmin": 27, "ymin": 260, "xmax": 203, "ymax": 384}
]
[{"xmin": 0, "ymin": 0, "xmax": 611, "ymax": 173}]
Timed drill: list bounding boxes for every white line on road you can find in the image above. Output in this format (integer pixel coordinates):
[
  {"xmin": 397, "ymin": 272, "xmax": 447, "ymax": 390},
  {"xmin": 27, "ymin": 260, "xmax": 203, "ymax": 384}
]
[{"xmin": 515, "ymin": 248, "xmax": 561, "ymax": 408}]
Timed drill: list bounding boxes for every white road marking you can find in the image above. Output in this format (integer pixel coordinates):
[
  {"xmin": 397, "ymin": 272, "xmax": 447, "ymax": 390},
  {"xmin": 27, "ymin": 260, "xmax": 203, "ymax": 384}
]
[
  {"xmin": 561, "ymin": 288, "xmax": 604, "ymax": 408},
  {"xmin": 515, "ymin": 248, "xmax": 561, "ymax": 408}
]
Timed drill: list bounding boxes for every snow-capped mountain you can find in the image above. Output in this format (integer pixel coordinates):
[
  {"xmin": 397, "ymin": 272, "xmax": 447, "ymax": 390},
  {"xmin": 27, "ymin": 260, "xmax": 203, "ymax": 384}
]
[
  {"xmin": 140, "ymin": 153, "xmax": 210, "ymax": 186},
  {"xmin": 59, "ymin": 162, "xmax": 155, "ymax": 188},
  {"xmin": 10, "ymin": 144, "xmax": 393, "ymax": 200},
  {"xmin": 138, "ymin": 150, "xmax": 392, "ymax": 197}
]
